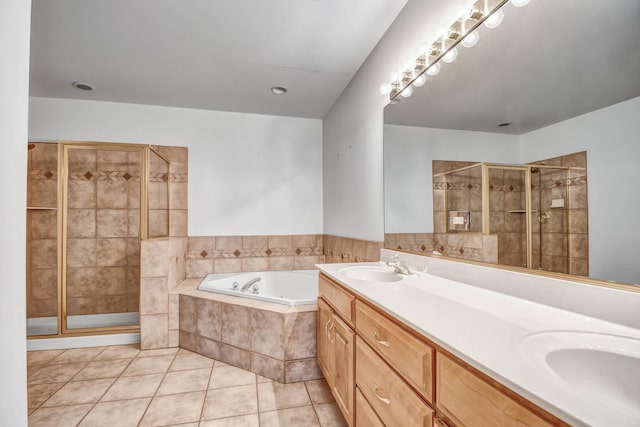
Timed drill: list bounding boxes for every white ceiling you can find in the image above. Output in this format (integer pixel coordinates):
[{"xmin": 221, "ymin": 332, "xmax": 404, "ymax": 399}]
[
  {"xmin": 29, "ymin": 0, "xmax": 407, "ymax": 119},
  {"xmin": 384, "ymin": 0, "xmax": 640, "ymax": 134}
]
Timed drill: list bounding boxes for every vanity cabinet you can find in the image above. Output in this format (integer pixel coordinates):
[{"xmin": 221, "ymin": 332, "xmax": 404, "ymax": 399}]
[
  {"xmin": 318, "ymin": 273, "xmax": 565, "ymax": 427},
  {"xmin": 436, "ymin": 353, "xmax": 551, "ymax": 427},
  {"xmin": 318, "ymin": 275, "xmax": 355, "ymax": 426}
]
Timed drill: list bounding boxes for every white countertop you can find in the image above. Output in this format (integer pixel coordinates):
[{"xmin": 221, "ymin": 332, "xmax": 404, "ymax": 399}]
[{"xmin": 316, "ymin": 261, "xmax": 640, "ymax": 427}]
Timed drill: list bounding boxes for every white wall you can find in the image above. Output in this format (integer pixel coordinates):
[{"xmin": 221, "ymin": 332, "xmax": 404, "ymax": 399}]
[
  {"xmin": 322, "ymin": 0, "xmax": 472, "ymax": 241},
  {"xmin": 384, "ymin": 125, "xmax": 518, "ymax": 232},
  {"xmin": 29, "ymin": 97, "xmax": 323, "ymax": 236},
  {"xmin": 519, "ymin": 96, "xmax": 640, "ymax": 284},
  {"xmin": 0, "ymin": 0, "xmax": 30, "ymax": 423}
]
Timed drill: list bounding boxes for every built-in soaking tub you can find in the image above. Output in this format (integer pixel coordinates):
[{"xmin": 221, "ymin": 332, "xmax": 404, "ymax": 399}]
[
  {"xmin": 173, "ymin": 269, "xmax": 321, "ymax": 383},
  {"xmin": 198, "ymin": 270, "xmax": 318, "ymax": 306}
]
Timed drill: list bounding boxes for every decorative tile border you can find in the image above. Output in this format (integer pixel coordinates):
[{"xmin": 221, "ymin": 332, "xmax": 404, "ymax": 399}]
[{"xmin": 186, "ymin": 246, "xmax": 323, "ymax": 260}]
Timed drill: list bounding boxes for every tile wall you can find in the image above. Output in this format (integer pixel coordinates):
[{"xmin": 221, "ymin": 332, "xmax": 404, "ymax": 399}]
[
  {"xmin": 185, "ymin": 235, "xmax": 325, "ymax": 278},
  {"xmin": 528, "ymin": 151, "xmax": 588, "ymax": 276},
  {"xmin": 140, "ymin": 234, "xmax": 382, "ymax": 351},
  {"xmin": 27, "ymin": 142, "xmax": 59, "ymax": 318},
  {"xmin": 26, "ymin": 142, "xmax": 188, "ymax": 324},
  {"xmin": 177, "ymin": 283, "xmax": 321, "ymax": 383},
  {"xmin": 65, "ymin": 148, "xmax": 143, "ymax": 316}
]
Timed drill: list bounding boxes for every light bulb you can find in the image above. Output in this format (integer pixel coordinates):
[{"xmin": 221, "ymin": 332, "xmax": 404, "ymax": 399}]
[
  {"xmin": 484, "ymin": 9, "xmax": 504, "ymax": 29},
  {"xmin": 390, "ymin": 70, "xmax": 401, "ymax": 83},
  {"xmin": 400, "ymin": 85, "xmax": 413, "ymax": 98},
  {"xmin": 402, "ymin": 57, "xmax": 416, "ymax": 72},
  {"xmin": 426, "ymin": 62, "xmax": 441, "ymax": 76},
  {"xmin": 442, "ymin": 48, "xmax": 458, "ymax": 64},
  {"xmin": 461, "ymin": 30, "xmax": 479, "ymax": 48},
  {"xmin": 510, "ymin": 0, "xmax": 530, "ymax": 7},
  {"xmin": 379, "ymin": 83, "xmax": 392, "ymax": 95},
  {"xmin": 415, "ymin": 43, "xmax": 430, "ymax": 58},
  {"xmin": 413, "ymin": 74, "xmax": 427, "ymax": 87}
]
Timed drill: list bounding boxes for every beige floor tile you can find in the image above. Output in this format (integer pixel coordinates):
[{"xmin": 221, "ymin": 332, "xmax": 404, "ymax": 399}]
[
  {"xmin": 259, "ymin": 405, "xmax": 320, "ymax": 427},
  {"xmin": 78, "ymin": 397, "xmax": 151, "ymax": 427},
  {"xmin": 28, "ymin": 362, "xmax": 87, "ymax": 385},
  {"xmin": 101, "ymin": 373, "xmax": 164, "ymax": 401},
  {"xmin": 94, "ymin": 344, "xmax": 140, "ymax": 360},
  {"xmin": 28, "ymin": 403, "xmax": 93, "ymax": 427},
  {"xmin": 200, "ymin": 414, "xmax": 260, "ymax": 427},
  {"xmin": 201, "ymin": 385, "xmax": 258, "ymax": 420},
  {"xmin": 163, "ymin": 424, "xmax": 199, "ymax": 427},
  {"xmin": 138, "ymin": 347, "xmax": 179, "ymax": 358},
  {"xmin": 257, "ymin": 375, "xmax": 273, "ymax": 384},
  {"xmin": 257, "ymin": 382, "xmax": 310, "ymax": 412},
  {"xmin": 157, "ymin": 368, "xmax": 211, "ymax": 395},
  {"xmin": 170, "ymin": 351, "xmax": 214, "ymax": 371},
  {"xmin": 27, "ymin": 361, "xmax": 50, "ymax": 377},
  {"xmin": 73, "ymin": 358, "xmax": 131, "ymax": 380},
  {"xmin": 28, "ymin": 382, "xmax": 65, "ymax": 408},
  {"xmin": 213, "ymin": 360, "xmax": 228, "ymax": 368},
  {"xmin": 314, "ymin": 402, "xmax": 348, "ymax": 427},
  {"xmin": 305, "ymin": 379, "xmax": 334, "ymax": 404},
  {"xmin": 122, "ymin": 354, "xmax": 175, "ymax": 376},
  {"xmin": 209, "ymin": 364, "xmax": 256, "ymax": 389},
  {"xmin": 27, "ymin": 349, "xmax": 65, "ymax": 365},
  {"xmin": 139, "ymin": 391, "xmax": 206, "ymax": 426},
  {"xmin": 50, "ymin": 346, "xmax": 105, "ymax": 364},
  {"xmin": 42, "ymin": 378, "xmax": 115, "ymax": 407}
]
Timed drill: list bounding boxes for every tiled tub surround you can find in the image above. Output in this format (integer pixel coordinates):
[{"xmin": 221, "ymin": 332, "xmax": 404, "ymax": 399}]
[
  {"xmin": 141, "ymin": 233, "xmax": 382, "ymax": 351},
  {"xmin": 175, "ymin": 279, "xmax": 321, "ymax": 383}
]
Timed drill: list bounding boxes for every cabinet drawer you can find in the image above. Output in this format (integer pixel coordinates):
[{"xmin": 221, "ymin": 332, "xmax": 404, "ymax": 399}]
[
  {"xmin": 356, "ymin": 337, "xmax": 433, "ymax": 427},
  {"xmin": 320, "ymin": 273, "xmax": 355, "ymax": 325},
  {"xmin": 355, "ymin": 387, "xmax": 385, "ymax": 427},
  {"xmin": 356, "ymin": 300, "xmax": 434, "ymax": 403},
  {"xmin": 436, "ymin": 353, "xmax": 553, "ymax": 427}
]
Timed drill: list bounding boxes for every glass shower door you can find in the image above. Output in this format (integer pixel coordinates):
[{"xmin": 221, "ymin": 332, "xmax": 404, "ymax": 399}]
[
  {"xmin": 530, "ymin": 166, "xmax": 569, "ymax": 274},
  {"xmin": 62, "ymin": 145, "xmax": 143, "ymax": 331}
]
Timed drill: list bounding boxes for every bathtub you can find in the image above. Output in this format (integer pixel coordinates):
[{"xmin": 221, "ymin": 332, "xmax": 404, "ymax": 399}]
[{"xmin": 198, "ymin": 269, "xmax": 318, "ymax": 306}]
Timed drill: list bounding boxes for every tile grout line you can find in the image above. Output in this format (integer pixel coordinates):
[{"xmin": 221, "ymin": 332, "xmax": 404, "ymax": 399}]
[{"xmin": 136, "ymin": 350, "xmax": 180, "ymax": 426}]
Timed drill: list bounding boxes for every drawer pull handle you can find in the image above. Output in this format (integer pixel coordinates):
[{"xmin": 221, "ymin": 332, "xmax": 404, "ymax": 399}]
[
  {"xmin": 325, "ymin": 319, "xmax": 331, "ymax": 337},
  {"xmin": 373, "ymin": 331, "xmax": 390, "ymax": 348},
  {"xmin": 327, "ymin": 321, "xmax": 335, "ymax": 343},
  {"xmin": 373, "ymin": 384, "xmax": 391, "ymax": 405}
]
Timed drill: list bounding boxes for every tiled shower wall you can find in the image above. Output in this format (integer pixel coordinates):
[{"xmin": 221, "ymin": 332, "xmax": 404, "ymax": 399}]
[
  {"xmin": 431, "ymin": 161, "xmax": 498, "ymax": 264},
  {"xmin": 65, "ymin": 148, "xmax": 142, "ymax": 315},
  {"xmin": 528, "ymin": 151, "xmax": 588, "ymax": 276},
  {"xmin": 26, "ymin": 142, "xmax": 188, "ymax": 321},
  {"xmin": 27, "ymin": 142, "xmax": 58, "ymax": 318}
]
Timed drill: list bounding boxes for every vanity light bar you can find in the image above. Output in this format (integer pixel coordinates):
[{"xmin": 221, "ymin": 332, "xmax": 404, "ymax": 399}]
[{"xmin": 382, "ymin": 0, "xmax": 514, "ymax": 100}]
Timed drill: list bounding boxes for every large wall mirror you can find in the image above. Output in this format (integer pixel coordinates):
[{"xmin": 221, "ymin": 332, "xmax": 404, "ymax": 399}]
[{"xmin": 383, "ymin": 0, "xmax": 640, "ymax": 286}]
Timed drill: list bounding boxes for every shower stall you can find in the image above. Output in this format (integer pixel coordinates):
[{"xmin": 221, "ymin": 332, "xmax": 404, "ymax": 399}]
[
  {"xmin": 433, "ymin": 161, "xmax": 588, "ymax": 275},
  {"xmin": 26, "ymin": 141, "xmax": 170, "ymax": 337}
]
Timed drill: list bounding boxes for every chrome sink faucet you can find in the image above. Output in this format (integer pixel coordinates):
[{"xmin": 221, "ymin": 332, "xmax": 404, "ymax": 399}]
[
  {"xmin": 386, "ymin": 254, "xmax": 412, "ymax": 275},
  {"xmin": 241, "ymin": 277, "xmax": 261, "ymax": 292}
]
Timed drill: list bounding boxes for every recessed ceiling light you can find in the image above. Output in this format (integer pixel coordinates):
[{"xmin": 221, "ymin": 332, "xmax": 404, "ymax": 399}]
[
  {"xmin": 270, "ymin": 86, "xmax": 287, "ymax": 95},
  {"xmin": 498, "ymin": 122, "xmax": 511, "ymax": 127},
  {"xmin": 72, "ymin": 81, "xmax": 95, "ymax": 91}
]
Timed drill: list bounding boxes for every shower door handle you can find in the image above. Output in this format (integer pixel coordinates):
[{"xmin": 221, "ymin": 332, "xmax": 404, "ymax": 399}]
[{"xmin": 537, "ymin": 212, "xmax": 549, "ymax": 224}]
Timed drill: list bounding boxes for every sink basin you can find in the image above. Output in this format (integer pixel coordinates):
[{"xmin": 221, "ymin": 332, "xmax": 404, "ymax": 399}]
[
  {"xmin": 520, "ymin": 331, "xmax": 640, "ymax": 418},
  {"xmin": 339, "ymin": 266, "xmax": 403, "ymax": 282}
]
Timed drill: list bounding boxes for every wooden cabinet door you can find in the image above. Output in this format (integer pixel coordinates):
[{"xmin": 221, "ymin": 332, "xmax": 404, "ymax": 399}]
[
  {"xmin": 332, "ymin": 312, "xmax": 355, "ymax": 426},
  {"xmin": 317, "ymin": 298, "xmax": 333, "ymax": 384}
]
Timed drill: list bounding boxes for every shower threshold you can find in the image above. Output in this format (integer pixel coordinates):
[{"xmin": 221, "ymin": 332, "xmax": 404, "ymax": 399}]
[{"xmin": 27, "ymin": 312, "xmax": 139, "ymax": 336}]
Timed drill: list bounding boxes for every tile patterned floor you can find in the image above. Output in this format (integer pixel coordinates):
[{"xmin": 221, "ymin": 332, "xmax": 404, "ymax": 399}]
[{"xmin": 27, "ymin": 345, "xmax": 347, "ymax": 427}]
